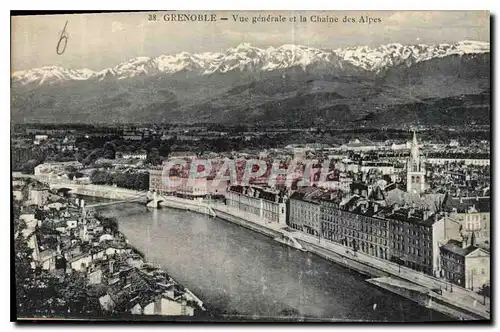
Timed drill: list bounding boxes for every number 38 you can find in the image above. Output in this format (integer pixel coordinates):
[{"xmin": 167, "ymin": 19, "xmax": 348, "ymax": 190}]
[{"xmin": 148, "ymin": 14, "xmax": 157, "ymax": 21}]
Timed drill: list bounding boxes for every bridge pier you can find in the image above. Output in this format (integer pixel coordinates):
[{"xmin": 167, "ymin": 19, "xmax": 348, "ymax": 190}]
[{"xmin": 147, "ymin": 191, "xmax": 163, "ymax": 208}]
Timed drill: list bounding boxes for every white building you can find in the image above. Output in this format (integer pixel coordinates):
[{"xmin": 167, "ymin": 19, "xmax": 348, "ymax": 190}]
[
  {"xmin": 122, "ymin": 152, "xmax": 147, "ymax": 160},
  {"xmin": 340, "ymin": 139, "xmax": 382, "ymax": 152},
  {"xmin": 391, "ymin": 143, "xmax": 408, "ymax": 150},
  {"xmin": 426, "ymin": 152, "xmax": 490, "ymax": 166},
  {"xmin": 66, "ymin": 219, "xmax": 78, "ymax": 230},
  {"xmin": 33, "ymin": 135, "xmax": 48, "ymax": 145},
  {"xmin": 142, "ymin": 295, "xmax": 195, "ymax": 316},
  {"xmin": 13, "ymin": 190, "xmax": 23, "ymax": 201},
  {"xmin": 360, "ymin": 161, "xmax": 395, "ymax": 175},
  {"xmin": 34, "ymin": 161, "xmax": 83, "ymax": 177},
  {"xmin": 28, "ymin": 189, "xmax": 49, "ymax": 206},
  {"xmin": 445, "ymin": 196, "xmax": 490, "ymax": 248},
  {"xmin": 226, "ymin": 185, "xmax": 287, "ymax": 224}
]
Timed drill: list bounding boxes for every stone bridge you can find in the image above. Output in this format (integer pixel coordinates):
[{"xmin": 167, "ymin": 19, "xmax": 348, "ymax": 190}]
[
  {"xmin": 147, "ymin": 191, "xmax": 216, "ymax": 216},
  {"xmin": 26, "ymin": 177, "xmax": 150, "ymax": 206}
]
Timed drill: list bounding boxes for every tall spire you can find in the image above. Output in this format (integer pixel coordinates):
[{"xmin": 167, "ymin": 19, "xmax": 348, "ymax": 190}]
[
  {"xmin": 411, "ymin": 130, "xmax": 420, "ymax": 169},
  {"xmin": 407, "ymin": 129, "xmax": 425, "ymax": 195}
]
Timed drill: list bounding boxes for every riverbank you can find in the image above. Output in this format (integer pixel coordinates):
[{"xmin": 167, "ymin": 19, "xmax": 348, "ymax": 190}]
[
  {"xmin": 367, "ymin": 277, "xmax": 479, "ymax": 320},
  {"xmin": 156, "ymin": 197, "xmax": 489, "ymax": 321}
]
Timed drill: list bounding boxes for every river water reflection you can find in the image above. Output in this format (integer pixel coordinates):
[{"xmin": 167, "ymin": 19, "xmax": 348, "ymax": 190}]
[{"xmin": 91, "ymin": 198, "xmax": 451, "ymax": 322}]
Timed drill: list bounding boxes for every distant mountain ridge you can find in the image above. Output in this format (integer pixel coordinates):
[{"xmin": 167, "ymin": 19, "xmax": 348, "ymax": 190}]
[
  {"xmin": 11, "ymin": 41, "xmax": 490, "ymax": 126},
  {"xmin": 12, "ymin": 40, "xmax": 490, "ymax": 86}
]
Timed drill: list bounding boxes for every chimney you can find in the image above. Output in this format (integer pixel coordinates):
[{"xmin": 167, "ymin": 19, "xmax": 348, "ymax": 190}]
[
  {"xmin": 434, "ymin": 213, "xmax": 441, "ymax": 222},
  {"xmin": 109, "ymin": 260, "xmax": 114, "ymax": 274},
  {"xmin": 393, "ymin": 203, "xmax": 399, "ymax": 212},
  {"xmin": 373, "ymin": 204, "xmax": 378, "ymax": 213},
  {"xmin": 462, "ymin": 235, "xmax": 468, "ymax": 249}
]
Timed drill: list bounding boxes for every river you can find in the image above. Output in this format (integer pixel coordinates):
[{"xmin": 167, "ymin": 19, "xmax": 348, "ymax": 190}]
[{"xmin": 85, "ymin": 197, "xmax": 451, "ymax": 322}]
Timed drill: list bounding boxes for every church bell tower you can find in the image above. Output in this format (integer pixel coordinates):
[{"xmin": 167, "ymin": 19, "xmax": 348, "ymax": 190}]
[{"xmin": 407, "ymin": 131, "xmax": 426, "ymax": 195}]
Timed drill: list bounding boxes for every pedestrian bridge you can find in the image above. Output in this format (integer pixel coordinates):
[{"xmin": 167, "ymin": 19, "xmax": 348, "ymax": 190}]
[{"xmin": 85, "ymin": 193, "xmax": 149, "ymax": 208}]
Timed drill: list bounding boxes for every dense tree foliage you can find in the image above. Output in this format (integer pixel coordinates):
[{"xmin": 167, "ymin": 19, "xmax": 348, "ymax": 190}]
[
  {"xmin": 145, "ymin": 148, "xmax": 162, "ymax": 166},
  {"xmin": 89, "ymin": 170, "xmax": 149, "ymax": 191},
  {"xmin": 14, "ymin": 218, "xmax": 100, "ymax": 318},
  {"xmin": 20, "ymin": 159, "xmax": 41, "ymax": 174},
  {"xmin": 94, "ymin": 213, "xmax": 119, "ymax": 234},
  {"xmin": 89, "ymin": 170, "xmax": 113, "ymax": 185}
]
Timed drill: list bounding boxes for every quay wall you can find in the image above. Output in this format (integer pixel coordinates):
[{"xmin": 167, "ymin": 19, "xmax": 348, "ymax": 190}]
[
  {"xmin": 367, "ymin": 279, "xmax": 482, "ymax": 321},
  {"xmin": 301, "ymin": 241, "xmax": 389, "ymax": 278},
  {"xmin": 157, "ymin": 197, "xmax": 214, "ymax": 216},
  {"xmin": 213, "ymin": 209, "xmax": 281, "ymax": 239}
]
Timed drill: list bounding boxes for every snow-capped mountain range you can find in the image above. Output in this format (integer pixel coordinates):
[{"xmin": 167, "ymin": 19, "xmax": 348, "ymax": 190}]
[{"xmin": 12, "ymin": 40, "xmax": 490, "ymax": 86}]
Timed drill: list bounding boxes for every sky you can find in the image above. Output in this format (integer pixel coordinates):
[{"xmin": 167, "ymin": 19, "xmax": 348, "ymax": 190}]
[{"xmin": 11, "ymin": 11, "xmax": 490, "ymax": 72}]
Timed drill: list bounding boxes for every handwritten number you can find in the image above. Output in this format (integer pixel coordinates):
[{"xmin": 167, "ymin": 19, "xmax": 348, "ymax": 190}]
[{"xmin": 56, "ymin": 21, "xmax": 69, "ymax": 55}]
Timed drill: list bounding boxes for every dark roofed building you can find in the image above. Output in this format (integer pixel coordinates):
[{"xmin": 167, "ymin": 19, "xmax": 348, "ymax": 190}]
[
  {"xmin": 444, "ymin": 196, "xmax": 490, "ymax": 214},
  {"xmin": 319, "ymin": 189, "xmax": 457, "ymax": 276},
  {"xmin": 229, "ymin": 185, "xmax": 284, "ymax": 203},
  {"xmin": 288, "ymin": 187, "xmax": 333, "ymax": 235},
  {"xmin": 385, "ymin": 207, "xmax": 436, "ymax": 227},
  {"xmin": 440, "ymin": 238, "xmax": 490, "ymax": 290},
  {"xmin": 350, "ymin": 181, "xmax": 369, "ymax": 197},
  {"xmin": 368, "ymin": 185, "xmax": 386, "ymax": 202},
  {"xmin": 384, "ymin": 206, "xmax": 457, "ymax": 276},
  {"xmin": 100, "ymin": 267, "xmax": 158, "ymax": 312},
  {"xmin": 320, "ymin": 196, "xmax": 391, "ymax": 261},
  {"xmin": 441, "ymin": 239, "xmax": 478, "ymax": 257},
  {"xmin": 289, "ymin": 186, "xmax": 326, "ymax": 203}
]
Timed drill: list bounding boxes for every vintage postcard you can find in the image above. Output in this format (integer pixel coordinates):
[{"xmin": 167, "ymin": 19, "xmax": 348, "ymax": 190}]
[{"xmin": 11, "ymin": 11, "xmax": 491, "ymax": 322}]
